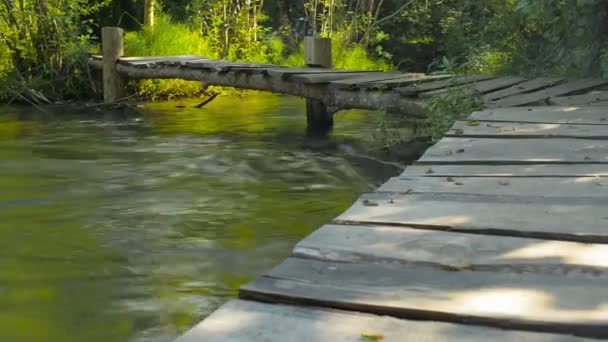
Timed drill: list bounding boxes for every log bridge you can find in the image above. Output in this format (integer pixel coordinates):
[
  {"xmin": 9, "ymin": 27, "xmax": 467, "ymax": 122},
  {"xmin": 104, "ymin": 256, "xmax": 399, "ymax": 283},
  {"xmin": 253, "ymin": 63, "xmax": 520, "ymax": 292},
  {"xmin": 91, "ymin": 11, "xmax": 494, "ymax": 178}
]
[
  {"xmin": 90, "ymin": 27, "xmax": 608, "ymax": 135},
  {"xmin": 92, "ymin": 28, "xmax": 608, "ymax": 341}
]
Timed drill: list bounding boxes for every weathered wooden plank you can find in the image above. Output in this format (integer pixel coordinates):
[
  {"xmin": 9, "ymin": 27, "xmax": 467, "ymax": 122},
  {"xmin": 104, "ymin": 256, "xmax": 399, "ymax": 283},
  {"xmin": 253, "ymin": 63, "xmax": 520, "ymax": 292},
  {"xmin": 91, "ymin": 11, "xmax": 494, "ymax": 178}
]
[
  {"xmin": 88, "ymin": 58, "xmax": 427, "ymax": 116},
  {"xmin": 263, "ymin": 68, "xmax": 372, "ymax": 79},
  {"xmin": 490, "ymin": 79, "xmax": 608, "ymax": 107},
  {"xmin": 217, "ymin": 62, "xmax": 277, "ymax": 72},
  {"xmin": 468, "ymin": 107, "xmax": 608, "ymax": 125},
  {"xmin": 589, "ymin": 100, "xmax": 608, "ymax": 107},
  {"xmin": 402, "ymin": 164, "xmax": 608, "ymax": 177},
  {"xmin": 119, "ymin": 55, "xmax": 201, "ymax": 63},
  {"xmin": 159, "ymin": 57, "xmax": 209, "ymax": 66},
  {"xmin": 360, "ymin": 74, "xmax": 450, "ymax": 90},
  {"xmin": 336, "ymin": 192, "xmax": 608, "ymax": 242},
  {"xmin": 176, "ymin": 300, "xmax": 595, "ymax": 342},
  {"xmin": 326, "ymin": 72, "xmax": 411, "ymax": 89},
  {"xmin": 119, "ymin": 55, "xmax": 203, "ymax": 68},
  {"xmin": 419, "ymin": 137, "xmax": 608, "ymax": 164},
  {"xmin": 482, "ymin": 78, "xmax": 564, "ymax": 102},
  {"xmin": 377, "ymin": 176, "xmax": 608, "ymax": 197},
  {"xmin": 287, "ymin": 72, "xmax": 392, "ymax": 84},
  {"xmin": 230, "ymin": 65, "xmax": 286, "ymax": 73},
  {"xmin": 548, "ymin": 91, "xmax": 608, "ymax": 106},
  {"xmin": 121, "ymin": 60, "xmax": 165, "ymax": 68},
  {"xmin": 183, "ymin": 60, "xmax": 276, "ymax": 72},
  {"xmin": 447, "ymin": 121, "xmax": 608, "ymax": 138},
  {"xmin": 394, "ymin": 75, "xmax": 492, "ymax": 96},
  {"xmin": 296, "ymin": 224, "xmax": 608, "ymax": 269},
  {"xmin": 166, "ymin": 58, "xmax": 210, "ymax": 67},
  {"xmin": 242, "ymin": 258, "xmax": 608, "ymax": 338},
  {"xmin": 184, "ymin": 59, "xmax": 229, "ymax": 70},
  {"xmin": 419, "ymin": 76, "xmax": 527, "ymax": 99}
]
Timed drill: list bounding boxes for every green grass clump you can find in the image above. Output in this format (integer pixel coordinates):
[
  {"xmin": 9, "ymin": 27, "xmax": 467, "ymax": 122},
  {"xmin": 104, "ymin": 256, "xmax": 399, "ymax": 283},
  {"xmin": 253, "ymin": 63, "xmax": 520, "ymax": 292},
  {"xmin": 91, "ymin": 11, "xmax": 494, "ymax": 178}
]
[
  {"xmin": 121, "ymin": 12, "xmax": 390, "ymax": 99},
  {"xmin": 124, "ymin": 15, "xmax": 216, "ymax": 100}
]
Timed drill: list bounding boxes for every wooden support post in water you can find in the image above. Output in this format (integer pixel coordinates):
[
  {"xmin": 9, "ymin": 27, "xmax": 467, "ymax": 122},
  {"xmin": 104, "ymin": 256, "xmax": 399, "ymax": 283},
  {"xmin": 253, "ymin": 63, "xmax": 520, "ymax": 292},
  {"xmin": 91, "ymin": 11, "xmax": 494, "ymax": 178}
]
[
  {"xmin": 102, "ymin": 27, "xmax": 126, "ymax": 103},
  {"xmin": 304, "ymin": 36, "xmax": 333, "ymax": 136}
]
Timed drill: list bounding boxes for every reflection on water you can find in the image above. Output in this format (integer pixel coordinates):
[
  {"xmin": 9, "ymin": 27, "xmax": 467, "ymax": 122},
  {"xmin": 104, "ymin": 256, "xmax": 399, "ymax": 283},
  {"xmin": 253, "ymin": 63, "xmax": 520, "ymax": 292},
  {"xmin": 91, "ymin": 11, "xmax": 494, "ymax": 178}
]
[{"xmin": 0, "ymin": 94, "xmax": 414, "ymax": 342}]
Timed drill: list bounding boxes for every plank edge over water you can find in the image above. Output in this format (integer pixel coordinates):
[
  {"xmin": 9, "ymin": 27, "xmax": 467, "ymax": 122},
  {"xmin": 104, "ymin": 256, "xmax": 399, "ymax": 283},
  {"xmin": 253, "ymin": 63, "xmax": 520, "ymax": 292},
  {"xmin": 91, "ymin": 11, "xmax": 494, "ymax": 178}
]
[
  {"xmin": 175, "ymin": 300, "xmax": 596, "ymax": 342},
  {"xmin": 241, "ymin": 260, "xmax": 608, "ymax": 339},
  {"xmin": 295, "ymin": 223, "xmax": 608, "ymax": 269}
]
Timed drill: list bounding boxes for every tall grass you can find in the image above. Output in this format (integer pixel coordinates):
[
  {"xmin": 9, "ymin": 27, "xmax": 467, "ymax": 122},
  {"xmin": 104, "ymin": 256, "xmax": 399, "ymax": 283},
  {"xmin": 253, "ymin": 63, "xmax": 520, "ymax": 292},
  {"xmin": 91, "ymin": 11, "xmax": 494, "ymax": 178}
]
[
  {"xmin": 123, "ymin": 14, "xmax": 391, "ymax": 99},
  {"xmin": 124, "ymin": 15, "xmax": 216, "ymax": 100}
]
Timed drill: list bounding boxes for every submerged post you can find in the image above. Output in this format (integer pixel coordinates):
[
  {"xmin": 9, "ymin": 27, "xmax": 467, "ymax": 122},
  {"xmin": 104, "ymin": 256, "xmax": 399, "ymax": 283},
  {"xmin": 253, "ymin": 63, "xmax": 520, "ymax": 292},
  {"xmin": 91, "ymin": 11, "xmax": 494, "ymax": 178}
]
[
  {"xmin": 102, "ymin": 27, "xmax": 126, "ymax": 103},
  {"xmin": 304, "ymin": 36, "xmax": 333, "ymax": 136}
]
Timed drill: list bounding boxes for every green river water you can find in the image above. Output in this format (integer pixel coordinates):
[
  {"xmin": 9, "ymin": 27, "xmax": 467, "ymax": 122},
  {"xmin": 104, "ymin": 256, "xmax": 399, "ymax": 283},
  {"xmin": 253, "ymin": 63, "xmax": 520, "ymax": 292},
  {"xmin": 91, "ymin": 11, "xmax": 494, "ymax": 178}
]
[{"xmin": 0, "ymin": 94, "xmax": 416, "ymax": 342}]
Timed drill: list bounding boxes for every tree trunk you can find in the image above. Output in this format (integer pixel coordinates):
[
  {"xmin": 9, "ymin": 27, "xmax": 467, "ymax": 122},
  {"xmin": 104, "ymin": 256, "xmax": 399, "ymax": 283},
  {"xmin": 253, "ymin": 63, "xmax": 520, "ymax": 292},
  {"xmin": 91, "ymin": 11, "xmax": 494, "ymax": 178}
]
[{"xmin": 144, "ymin": 0, "xmax": 154, "ymax": 26}]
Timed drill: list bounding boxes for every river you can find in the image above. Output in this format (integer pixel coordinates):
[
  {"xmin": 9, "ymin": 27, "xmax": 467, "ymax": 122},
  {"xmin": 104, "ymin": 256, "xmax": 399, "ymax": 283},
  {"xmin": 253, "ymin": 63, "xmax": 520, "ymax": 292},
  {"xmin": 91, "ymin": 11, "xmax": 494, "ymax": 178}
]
[{"xmin": 0, "ymin": 94, "xmax": 419, "ymax": 342}]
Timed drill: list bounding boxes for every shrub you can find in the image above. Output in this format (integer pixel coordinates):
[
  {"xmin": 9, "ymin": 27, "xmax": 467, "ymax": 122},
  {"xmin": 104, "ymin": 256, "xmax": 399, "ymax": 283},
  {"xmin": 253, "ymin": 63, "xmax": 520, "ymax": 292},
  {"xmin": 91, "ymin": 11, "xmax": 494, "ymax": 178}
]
[{"xmin": 423, "ymin": 84, "xmax": 482, "ymax": 141}]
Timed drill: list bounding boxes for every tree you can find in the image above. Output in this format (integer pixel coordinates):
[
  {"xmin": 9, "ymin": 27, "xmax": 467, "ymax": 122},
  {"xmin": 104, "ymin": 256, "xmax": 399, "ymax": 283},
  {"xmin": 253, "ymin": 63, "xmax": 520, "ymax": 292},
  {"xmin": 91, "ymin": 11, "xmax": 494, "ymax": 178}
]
[{"xmin": 144, "ymin": 0, "xmax": 155, "ymax": 26}]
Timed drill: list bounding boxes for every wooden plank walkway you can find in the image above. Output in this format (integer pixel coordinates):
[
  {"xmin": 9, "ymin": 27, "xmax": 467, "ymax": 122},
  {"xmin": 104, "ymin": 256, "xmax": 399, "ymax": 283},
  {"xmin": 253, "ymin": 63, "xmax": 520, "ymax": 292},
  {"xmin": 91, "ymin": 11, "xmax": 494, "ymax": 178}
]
[
  {"xmin": 89, "ymin": 55, "xmax": 608, "ymax": 116},
  {"xmin": 101, "ymin": 55, "xmax": 608, "ymax": 341},
  {"xmin": 175, "ymin": 104, "xmax": 608, "ymax": 341}
]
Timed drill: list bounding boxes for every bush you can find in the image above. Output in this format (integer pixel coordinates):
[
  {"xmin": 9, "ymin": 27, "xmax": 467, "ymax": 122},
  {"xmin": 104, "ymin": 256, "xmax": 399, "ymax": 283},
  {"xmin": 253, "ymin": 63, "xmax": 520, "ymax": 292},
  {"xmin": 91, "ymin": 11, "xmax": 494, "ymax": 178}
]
[
  {"xmin": 423, "ymin": 84, "xmax": 482, "ymax": 141},
  {"xmin": 0, "ymin": 0, "xmax": 106, "ymax": 102}
]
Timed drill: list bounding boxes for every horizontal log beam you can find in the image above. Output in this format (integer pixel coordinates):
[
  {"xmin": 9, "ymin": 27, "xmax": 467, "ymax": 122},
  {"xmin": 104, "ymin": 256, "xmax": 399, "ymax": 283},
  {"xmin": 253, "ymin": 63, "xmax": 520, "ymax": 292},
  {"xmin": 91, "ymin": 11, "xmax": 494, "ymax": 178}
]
[{"xmin": 88, "ymin": 59, "xmax": 426, "ymax": 117}]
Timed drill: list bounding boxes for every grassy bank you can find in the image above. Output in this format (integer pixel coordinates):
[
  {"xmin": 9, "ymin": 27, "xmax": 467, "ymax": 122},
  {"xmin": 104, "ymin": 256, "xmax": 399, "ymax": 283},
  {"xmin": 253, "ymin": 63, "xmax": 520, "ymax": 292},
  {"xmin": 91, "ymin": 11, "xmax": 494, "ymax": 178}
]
[{"xmin": 123, "ymin": 15, "xmax": 390, "ymax": 100}]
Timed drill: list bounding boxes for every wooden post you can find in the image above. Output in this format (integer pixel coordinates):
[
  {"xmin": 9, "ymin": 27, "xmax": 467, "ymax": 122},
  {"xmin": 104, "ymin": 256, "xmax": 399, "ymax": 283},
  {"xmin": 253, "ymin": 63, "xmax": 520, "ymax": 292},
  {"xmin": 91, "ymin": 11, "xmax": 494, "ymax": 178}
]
[
  {"xmin": 102, "ymin": 27, "xmax": 126, "ymax": 103},
  {"xmin": 304, "ymin": 37, "xmax": 333, "ymax": 136},
  {"xmin": 304, "ymin": 37, "xmax": 332, "ymax": 68}
]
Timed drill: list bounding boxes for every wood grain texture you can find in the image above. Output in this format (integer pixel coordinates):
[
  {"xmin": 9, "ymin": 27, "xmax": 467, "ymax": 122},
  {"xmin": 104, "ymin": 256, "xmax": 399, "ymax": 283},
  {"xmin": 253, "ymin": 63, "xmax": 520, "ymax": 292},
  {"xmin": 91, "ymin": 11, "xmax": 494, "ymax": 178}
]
[
  {"xmin": 176, "ymin": 300, "xmax": 595, "ymax": 342},
  {"xmin": 548, "ymin": 91, "xmax": 608, "ymax": 106},
  {"xmin": 327, "ymin": 73, "xmax": 411, "ymax": 89},
  {"xmin": 447, "ymin": 121, "xmax": 608, "ymax": 138},
  {"xmin": 287, "ymin": 72, "xmax": 389, "ymax": 84},
  {"xmin": 184, "ymin": 60, "xmax": 276, "ymax": 72},
  {"xmin": 378, "ymin": 176, "xmax": 608, "ymax": 197},
  {"xmin": 336, "ymin": 192, "xmax": 608, "ymax": 242},
  {"xmin": 468, "ymin": 107, "xmax": 608, "ymax": 125},
  {"xmin": 419, "ymin": 137, "xmax": 608, "ymax": 164},
  {"xmin": 589, "ymin": 100, "xmax": 608, "ymax": 107},
  {"xmin": 402, "ymin": 164, "xmax": 608, "ymax": 177},
  {"xmin": 482, "ymin": 78, "xmax": 563, "ymax": 102},
  {"xmin": 119, "ymin": 55, "xmax": 201, "ymax": 63},
  {"xmin": 263, "ymin": 68, "xmax": 370, "ymax": 79},
  {"xmin": 88, "ymin": 58, "xmax": 427, "ymax": 116},
  {"xmin": 489, "ymin": 79, "xmax": 608, "ymax": 107},
  {"xmin": 120, "ymin": 55, "xmax": 203, "ymax": 68},
  {"xmin": 419, "ymin": 76, "xmax": 527, "ymax": 99},
  {"xmin": 296, "ymin": 224, "xmax": 608, "ymax": 269},
  {"xmin": 360, "ymin": 74, "xmax": 449, "ymax": 90},
  {"xmin": 162, "ymin": 58, "xmax": 210, "ymax": 66},
  {"xmin": 241, "ymin": 258, "xmax": 608, "ymax": 338},
  {"xmin": 394, "ymin": 75, "xmax": 492, "ymax": 96},
  {"xmin": 101, "ymin": 27, "xmax": 125, "ymax": 102}
]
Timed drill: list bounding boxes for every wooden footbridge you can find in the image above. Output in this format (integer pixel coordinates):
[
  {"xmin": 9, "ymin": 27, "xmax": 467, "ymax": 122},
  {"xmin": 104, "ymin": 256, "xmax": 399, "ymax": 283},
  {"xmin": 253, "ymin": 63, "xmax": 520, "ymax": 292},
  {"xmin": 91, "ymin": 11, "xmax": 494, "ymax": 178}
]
[
  {"xmin": 92, "ymin": 28, "xmax": 608, "ymax": 342},
  {"xmin": 172, "ymin": 104, "xmax": 608, "ymax": 341},
  {"xmin": 89, "ymin": 53, "xmax": 608, "ymax": 130}
]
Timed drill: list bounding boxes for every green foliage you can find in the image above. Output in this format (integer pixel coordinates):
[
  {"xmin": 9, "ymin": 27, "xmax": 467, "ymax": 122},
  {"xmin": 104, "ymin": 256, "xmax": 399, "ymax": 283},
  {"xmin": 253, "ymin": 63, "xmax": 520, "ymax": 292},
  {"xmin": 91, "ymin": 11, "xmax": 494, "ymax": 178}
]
[
  {"xmin": 0, "ymin": 0, "xmax": 109, "ymax": 102},
  {"xmin": 123, "ymin": 11, "xmax": 388, "ymax": 98},
  {"xmin": 332, "ymin": 32, "xmax": 391, "ymax": 71},
  {"xmin": 372, "ymin": 110, "xmax": 421, "ymax": 150},
  {"xmin": 124, "ymin": 15, "xmax": 215, "ymax": 99},
  {"xmin": 5, "ymin": 0, "xmax": 608, "ymax": 103},
  {"xmin": 382, "ymin": 0, "xmax": 608, "ymax": 77},
  {"xmin": 423, "ymin": 83, "xmax": 482, "ymax": 141}
]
